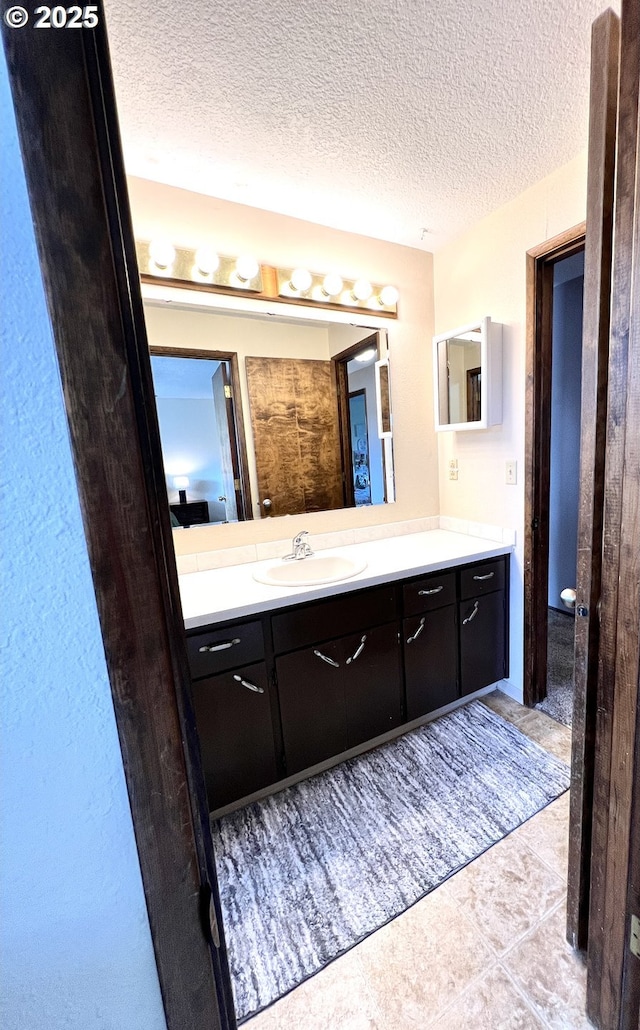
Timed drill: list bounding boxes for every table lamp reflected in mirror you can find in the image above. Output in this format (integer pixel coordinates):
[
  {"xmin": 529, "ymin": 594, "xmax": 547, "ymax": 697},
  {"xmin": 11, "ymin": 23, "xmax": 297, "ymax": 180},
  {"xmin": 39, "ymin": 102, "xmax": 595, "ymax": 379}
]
[{"xmin": 173, "ymin": 475, "xmax": 189, "ymax": 504}]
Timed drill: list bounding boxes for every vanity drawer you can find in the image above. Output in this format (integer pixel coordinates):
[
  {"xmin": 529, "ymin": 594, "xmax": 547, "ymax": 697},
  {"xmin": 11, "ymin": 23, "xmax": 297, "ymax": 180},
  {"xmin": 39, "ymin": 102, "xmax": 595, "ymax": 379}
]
[
  {"xmin": 403, "ymin": 571, "xmax": 456, "ymax": 616},
  {"xmin": 459, "ymin": 558, "xmax": 506, "ymax": 600},
  {"xmin": 186, "ymin": 619, "xmax": 264, "ymax": 680},
  {"xmin": 272, "ymin": 585, "xmax": 397, "ymax": 654}
]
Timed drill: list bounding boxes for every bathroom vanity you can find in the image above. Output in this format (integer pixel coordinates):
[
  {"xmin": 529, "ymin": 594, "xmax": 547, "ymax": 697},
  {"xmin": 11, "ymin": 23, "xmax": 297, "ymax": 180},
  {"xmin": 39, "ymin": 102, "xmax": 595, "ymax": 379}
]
[{"xmin": 181, "ymin": 531, "xmax": 511, "ymax": 814}]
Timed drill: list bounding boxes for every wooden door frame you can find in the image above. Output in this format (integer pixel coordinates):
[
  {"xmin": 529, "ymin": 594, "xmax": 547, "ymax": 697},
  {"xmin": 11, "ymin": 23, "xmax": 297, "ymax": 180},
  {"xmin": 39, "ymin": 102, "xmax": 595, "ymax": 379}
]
[
  {"xmin": 2, "ymin": 19, "xmax": 235, "ymax": 1030},
  {"xmin": 149, "ymin": 345, "xmax": 253, "ymax": 521},
  {"xmin": 586, "ymin": 0, "xmax": 640, "ymax": 1025},
  {"xmin": 523, "ymin": 222, "xmax": 585, "ymax": 708},
  {"xmin": 567, "ymin": 7, "xmax": 619, "ymax": 958}
]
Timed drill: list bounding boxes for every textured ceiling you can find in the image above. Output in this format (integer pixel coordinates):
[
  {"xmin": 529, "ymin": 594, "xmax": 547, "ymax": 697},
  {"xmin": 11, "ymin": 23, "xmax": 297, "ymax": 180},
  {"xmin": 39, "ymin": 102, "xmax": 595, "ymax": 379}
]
[{"xmin": 104, "ymin": 0, "xmax": 614, "ymax": 251}]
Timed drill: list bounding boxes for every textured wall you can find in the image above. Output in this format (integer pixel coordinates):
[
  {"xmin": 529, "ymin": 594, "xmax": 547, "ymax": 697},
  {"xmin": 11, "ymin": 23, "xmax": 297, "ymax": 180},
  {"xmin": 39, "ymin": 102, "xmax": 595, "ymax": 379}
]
[
  {"xmin": 433, "ymin": 152, "xmax": 588, "ymax": 700},
  {"xmin": 0, "ymin": 53, "xmax": 167, "ymax": 1030}
]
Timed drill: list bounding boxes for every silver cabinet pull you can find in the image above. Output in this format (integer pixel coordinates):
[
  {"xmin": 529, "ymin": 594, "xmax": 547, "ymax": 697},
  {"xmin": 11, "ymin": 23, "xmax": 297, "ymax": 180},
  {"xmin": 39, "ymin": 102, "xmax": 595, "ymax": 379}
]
[
  {"xmin": 346, "ymin": 634, "xmax": 367, "ymax": 664},
  {"xmin": 199, "ymin": 637, "xmax": 240, "ymax": 653},
  {"xmin": 313, "ymin": 649, "xmax": 339, "ymax": 668},
  {"xmin": 473, "ymin": 572, "xmax": 494, "ymax": 581},
  {"xmin": 418, "ymin": 585, "xmax": 443, "ymax": 596},
  {"xmin": 406, "ymin": 617, "xmax": 426, "ymax": 644},
  {"xmin": 462, "ymin": 600, "xmax": 480, "ymax": 625},
  {"xmin": 233, "ymin": 674, "xmax": 264, "ymax": 693}
]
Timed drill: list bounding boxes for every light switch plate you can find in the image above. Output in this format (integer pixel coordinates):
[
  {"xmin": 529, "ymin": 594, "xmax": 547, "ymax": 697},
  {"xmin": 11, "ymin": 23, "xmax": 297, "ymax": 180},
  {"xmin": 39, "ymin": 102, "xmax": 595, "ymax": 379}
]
[{"xmin": 505, "ymin": 461, "xmax": 517, "ymax": 485}]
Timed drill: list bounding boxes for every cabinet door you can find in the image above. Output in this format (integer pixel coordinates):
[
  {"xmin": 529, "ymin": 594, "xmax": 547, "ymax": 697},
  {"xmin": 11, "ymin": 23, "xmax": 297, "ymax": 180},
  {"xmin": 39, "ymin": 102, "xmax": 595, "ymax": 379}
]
[
  {"xmin": 343, "ymin": 622, "xmax": 402, "ymax": 749},
  {"xmin": 459, "ymin": 590, "xmax": 506, "ymax": 695},
  {"xmin": 403, "ymin": 605, "xmax": 458, "ymax": 720},
  {"xmin": 276, "ymin": 639, "xmax": 348, "ymax": 775},
  {"xmin": 191, "ymin": 661, "xmax": 277, "ymax": 810}
]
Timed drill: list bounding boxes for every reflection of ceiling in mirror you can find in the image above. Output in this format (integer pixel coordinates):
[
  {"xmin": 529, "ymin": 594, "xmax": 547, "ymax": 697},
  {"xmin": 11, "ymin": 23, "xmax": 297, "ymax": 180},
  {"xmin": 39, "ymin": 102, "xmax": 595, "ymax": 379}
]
[{"xmin": 151, "ymin": 355, "xmax": 222, "ymax": 399}]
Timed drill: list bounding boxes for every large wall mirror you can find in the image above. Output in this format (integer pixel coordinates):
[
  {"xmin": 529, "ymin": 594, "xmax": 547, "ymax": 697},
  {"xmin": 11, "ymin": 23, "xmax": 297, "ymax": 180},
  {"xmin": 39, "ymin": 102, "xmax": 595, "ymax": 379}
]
[{"xmin": 143, "ymin": 295, "xmax": 395, "ymax": 527}]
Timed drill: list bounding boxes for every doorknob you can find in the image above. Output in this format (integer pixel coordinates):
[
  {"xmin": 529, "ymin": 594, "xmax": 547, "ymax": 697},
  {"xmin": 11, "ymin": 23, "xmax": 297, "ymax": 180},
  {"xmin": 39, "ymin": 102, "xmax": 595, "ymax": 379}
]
[
  {"xmin": 262, "ymin": 498, "xmax": 272, "ymax": 510},
  {"xmin": 560, "ymin": 588, "xmax": 577, "ymax": 609}
]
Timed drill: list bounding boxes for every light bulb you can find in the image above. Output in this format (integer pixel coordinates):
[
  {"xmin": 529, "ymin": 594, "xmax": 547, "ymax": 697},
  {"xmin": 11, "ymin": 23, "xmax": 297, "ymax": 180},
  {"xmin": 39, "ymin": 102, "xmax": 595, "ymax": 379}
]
[
  {"xmin": 322, "ymin": 273, "xmax": 343, "ymax": 297},
  {"xmin": 290, "ymin": 267, "xmax": 313, "ymax": 293},
  {"xmin": 379, "ymin": 285, "xmax": 399, "ymax": 306},
  {"xmin": 355, "ymin": 347, "xmax": 377, "ymax": 362},
  {"xmin": 148, "ymin": 238, "xmax": 176, "ymax": 270},
  {"xmin": 235, "ymin": 255, "xmax": 259, "ymax": 282},
  {"xmin": 194, "ymin": 246, "xmax": 219, "ymax": 276},
  {"xmin": 352, "ymin": 278, "xmax": 373, "ymax": 302}
]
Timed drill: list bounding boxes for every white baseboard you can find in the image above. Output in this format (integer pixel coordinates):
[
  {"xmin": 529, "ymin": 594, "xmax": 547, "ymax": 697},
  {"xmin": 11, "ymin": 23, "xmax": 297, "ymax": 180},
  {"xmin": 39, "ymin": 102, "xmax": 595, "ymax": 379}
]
[{"xmin": 496, "ymin": 679, "xmax": 524, "ymax": 704}]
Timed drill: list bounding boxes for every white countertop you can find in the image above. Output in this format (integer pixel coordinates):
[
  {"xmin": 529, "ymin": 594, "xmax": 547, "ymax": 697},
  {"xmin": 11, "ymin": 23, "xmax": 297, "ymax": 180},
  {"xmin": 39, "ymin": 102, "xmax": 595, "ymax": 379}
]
[{"xmin": 179, "ymin": 529, "xmax": 512, "ymax": 630}]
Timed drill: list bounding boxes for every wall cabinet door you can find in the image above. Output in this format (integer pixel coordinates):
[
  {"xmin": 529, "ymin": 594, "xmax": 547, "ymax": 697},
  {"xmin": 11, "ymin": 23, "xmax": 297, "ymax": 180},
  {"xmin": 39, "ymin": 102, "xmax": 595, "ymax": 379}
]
[
  {"xmin": 343, "ymin": 622, "xmax": 402, "ymax": 749},
  {"xmin": 191, "ymin": 661, "xmax": 278, "ymax": 810},
  {"xmin": 276, "ymin": 640, "xmax": 348, "ymax": 775},
  {"xmin": 403, "ymin": 604, "xmax": 458, "ymax": 720},
  {"xmin": 459, "ymin": 590, "xmax": 506, "ymax": 695}
]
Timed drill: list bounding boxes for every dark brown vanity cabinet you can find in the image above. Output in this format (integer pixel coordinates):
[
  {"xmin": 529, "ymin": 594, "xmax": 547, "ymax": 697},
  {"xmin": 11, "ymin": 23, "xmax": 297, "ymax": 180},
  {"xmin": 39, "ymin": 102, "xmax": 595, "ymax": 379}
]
[
  {"xmin": 187, "ymin": 554, "xmax": 509, "ymax": 811},
  {"xmin": 273, "ymin": 586, "xmax": 402, "ymax": 775},
  {"xmin": 188, "ymin": 621, "xmax": 279, "ymax": 809},
  {"xmin": 403, "ymin": 582, "xmax": 459, "ymax": 722},
  {"xmin": 459, "ymin": 559, "xmax": 507, "ymax": 696},
  {"xmin": 276, "ymin": 621, "xmax": 403, "ymax": 775}
]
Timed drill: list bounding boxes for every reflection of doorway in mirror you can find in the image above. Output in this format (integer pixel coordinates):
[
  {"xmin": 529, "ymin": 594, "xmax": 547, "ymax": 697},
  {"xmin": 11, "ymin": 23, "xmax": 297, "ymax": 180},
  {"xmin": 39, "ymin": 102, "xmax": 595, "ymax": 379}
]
[
  {"xmin": 334, "ymin": 334, "xmax": 386, "ymax": 507},
  {"xmin": 150, "ymin": 351, "xmax": 250, "ymax": 526},
  {"xmin": 348, "ymin": 390, "xmax": 372, "ymax": 506},
  {"xmin": 466, "ymin": 367, "xmax": 481, "ymax": 422}
]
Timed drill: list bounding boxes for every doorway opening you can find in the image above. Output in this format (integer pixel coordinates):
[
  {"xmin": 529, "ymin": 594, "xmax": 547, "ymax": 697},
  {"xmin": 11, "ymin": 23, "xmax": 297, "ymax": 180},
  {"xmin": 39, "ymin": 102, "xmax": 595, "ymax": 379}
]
[
  {"xmin": 534, "ymin": 249, "xmax": 585, "ymax": 727},
  {"xmin": 523, "ymin": 225, "xmax": 586, "ymax": 711}
]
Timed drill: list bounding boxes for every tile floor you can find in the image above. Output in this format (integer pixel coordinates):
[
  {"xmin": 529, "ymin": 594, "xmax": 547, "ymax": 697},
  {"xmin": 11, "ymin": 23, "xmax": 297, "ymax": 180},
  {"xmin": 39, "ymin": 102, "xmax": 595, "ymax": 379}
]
[{"xmin": 244, "ymin": 691, "xmax": 589, "ymax": 1030}]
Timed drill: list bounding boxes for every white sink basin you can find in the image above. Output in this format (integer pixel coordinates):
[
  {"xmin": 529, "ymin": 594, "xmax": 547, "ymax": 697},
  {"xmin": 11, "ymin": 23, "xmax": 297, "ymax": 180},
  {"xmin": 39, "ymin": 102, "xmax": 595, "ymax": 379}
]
[{"xmin": 253, "ymin": 553, "xmax": 367, "ymax": 587}]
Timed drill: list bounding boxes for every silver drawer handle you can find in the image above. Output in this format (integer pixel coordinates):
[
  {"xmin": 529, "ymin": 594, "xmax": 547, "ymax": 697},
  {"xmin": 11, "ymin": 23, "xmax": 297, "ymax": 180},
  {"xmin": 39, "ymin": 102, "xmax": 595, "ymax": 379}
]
[
  {"xmin": 473, "ymin": 572, "xmax": 495, "ymax": 581},
  {"xmin": 462, "ymin": 600, "xmax": 480, "ymax": 625},
  {"xmin": 233, "ymin": 674, "xmax": 264, "ymax": 694},
  {"xmin": 406, "ymin": 617, "xmax": 426, "ymax": 644},
  {"xmin": 346, "ymin": 634, "xmax": 367, "ymax": 664},
  {"xmin": 418, "ymin": 585, "xmax": 443, "ymax": 596},
  {"xmin": 199, "ymin": 638, "xmax": 240, "ymax": 653},
  {"xmin": 313, "ymin": 649, "xmax": 339, "ymax": 668}
]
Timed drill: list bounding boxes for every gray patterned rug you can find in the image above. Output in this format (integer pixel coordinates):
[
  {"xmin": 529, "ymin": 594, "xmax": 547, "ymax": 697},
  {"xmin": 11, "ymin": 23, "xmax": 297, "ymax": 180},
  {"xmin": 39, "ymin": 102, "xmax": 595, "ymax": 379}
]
[
  {"xmin": 536, "ymin": 608, "xmax": 575, "ymax": 727},
  {"xmin": 213, "ymin": 699, "xmax": 570, "ymax": 1022}
]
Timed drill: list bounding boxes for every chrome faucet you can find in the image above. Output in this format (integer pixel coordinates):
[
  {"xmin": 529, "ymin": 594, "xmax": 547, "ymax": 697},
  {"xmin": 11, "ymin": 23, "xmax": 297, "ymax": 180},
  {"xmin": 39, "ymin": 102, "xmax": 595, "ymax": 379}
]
[{"xmin": 283, "ymin": 530, "xmax": 314, "ymax": 561}]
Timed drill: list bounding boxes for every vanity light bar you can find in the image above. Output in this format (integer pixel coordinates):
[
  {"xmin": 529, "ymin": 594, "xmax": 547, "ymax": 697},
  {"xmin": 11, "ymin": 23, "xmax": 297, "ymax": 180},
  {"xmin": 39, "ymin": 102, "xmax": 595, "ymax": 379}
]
[
  {"xmin": 136, "ymin": 240, "xmax": 398, "ymax": 316},
  {"xmin": 276, "ymin": 267, "xmax": 399, "ymax": 314},
  {"xmin": 136, "ymin": 241, "xmax": 264, "ymax": 293}
]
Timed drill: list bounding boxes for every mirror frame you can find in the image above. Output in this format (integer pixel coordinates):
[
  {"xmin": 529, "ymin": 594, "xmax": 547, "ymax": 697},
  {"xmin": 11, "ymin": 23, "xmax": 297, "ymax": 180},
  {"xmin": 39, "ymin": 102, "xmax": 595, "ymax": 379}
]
[{"xmin": 432, "ymin": 315, "xmax": 503, "ymax": 432}]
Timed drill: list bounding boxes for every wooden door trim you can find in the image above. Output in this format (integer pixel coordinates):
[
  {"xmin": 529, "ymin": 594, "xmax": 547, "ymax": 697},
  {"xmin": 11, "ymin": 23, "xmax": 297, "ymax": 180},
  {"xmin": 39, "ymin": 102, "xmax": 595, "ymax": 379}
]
[
  {"xmin": 331, "ymin": 333, "xmax": 379, "ymax": 508},
  {"xmin": 524, "ymin": 222, "xmax": 585, "ymax": 707},
  {"xmin": 587, "ymin": 0, "xmax": 640, "ymax": 1024},
  {"xmin": 566, "ymin": 7, "xmax": 620, "ymax": 956},
  {"xmin": 2, "ymin": 22, "xmax": 234, "ymax": 1030},
  {"xmin": 149, "ymin": 345, "xmax": 253, "ymax": 521}
]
